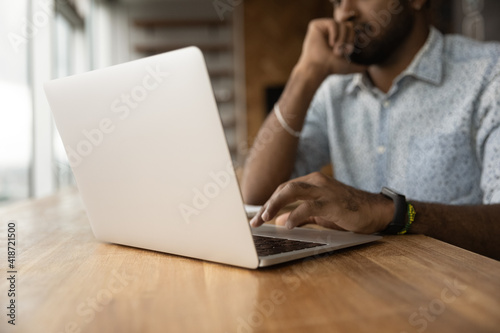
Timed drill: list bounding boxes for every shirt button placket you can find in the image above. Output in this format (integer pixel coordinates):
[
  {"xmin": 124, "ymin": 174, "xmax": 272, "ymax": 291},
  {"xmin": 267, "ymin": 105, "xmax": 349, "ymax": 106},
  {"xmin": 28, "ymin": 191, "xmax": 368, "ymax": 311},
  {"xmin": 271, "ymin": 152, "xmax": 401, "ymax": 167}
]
[{"xmin": 377, "ymin": 99, "xmax": 391, "ymax": 187}]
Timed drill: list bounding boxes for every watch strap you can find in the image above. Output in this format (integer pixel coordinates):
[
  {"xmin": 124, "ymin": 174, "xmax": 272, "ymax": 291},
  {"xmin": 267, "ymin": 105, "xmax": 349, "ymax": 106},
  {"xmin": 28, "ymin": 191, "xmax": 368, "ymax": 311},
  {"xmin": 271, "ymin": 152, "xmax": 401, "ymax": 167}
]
[{"xmin": 381, "ymin": 187, "xmax": 407, "ymax": 235}]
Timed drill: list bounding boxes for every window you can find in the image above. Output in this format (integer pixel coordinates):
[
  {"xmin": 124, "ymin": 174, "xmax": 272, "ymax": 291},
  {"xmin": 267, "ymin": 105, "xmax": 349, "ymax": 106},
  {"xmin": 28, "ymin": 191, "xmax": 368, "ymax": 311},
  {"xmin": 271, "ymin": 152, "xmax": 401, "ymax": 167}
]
[
  {"xmin": 52, "ymin": 12, "xmax": 77, "ymax": 189},
  {"xmin": 0, "ymin": 1, "xmax": 31, "ymax": 205},
  {"xmin": 0, "ymin": 0, "xmax": 90, "ymax": 205},
  {"xmin": 52, "ymin": 1, "xmax": 88, "ymax": 190}
]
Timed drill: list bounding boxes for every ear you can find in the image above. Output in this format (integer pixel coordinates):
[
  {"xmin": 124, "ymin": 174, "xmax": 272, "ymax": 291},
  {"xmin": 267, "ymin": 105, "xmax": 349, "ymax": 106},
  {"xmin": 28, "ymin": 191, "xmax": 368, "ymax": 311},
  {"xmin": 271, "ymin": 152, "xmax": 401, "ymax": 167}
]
[{"xmin": 410, "ymin": 0, "xmax": 429, "ymax": 11}]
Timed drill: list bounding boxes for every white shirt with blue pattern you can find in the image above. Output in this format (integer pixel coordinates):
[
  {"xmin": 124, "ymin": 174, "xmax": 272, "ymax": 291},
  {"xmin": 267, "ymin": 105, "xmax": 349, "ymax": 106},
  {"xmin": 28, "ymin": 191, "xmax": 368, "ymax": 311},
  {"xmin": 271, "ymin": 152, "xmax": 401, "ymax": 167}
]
[{"xmin": 293, "ymin": 27, "xmax": 500, "ymax": 205}]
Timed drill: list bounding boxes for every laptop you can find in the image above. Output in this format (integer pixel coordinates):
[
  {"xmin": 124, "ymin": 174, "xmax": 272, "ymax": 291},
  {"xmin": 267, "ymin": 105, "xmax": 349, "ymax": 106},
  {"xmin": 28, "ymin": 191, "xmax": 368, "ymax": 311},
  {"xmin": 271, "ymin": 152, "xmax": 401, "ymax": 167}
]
[{"xmin": 44, "ymin": 47, "xmax": 381, "ymax": 269}]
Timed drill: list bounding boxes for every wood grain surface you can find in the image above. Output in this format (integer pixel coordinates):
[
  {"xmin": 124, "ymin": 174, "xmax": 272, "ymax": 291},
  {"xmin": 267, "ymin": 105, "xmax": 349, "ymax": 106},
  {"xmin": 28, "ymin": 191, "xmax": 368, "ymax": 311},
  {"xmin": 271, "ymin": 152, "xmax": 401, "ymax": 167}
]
[{"xmin": 0, "ymin": 188, "xmax": 499, "ymax": 333}]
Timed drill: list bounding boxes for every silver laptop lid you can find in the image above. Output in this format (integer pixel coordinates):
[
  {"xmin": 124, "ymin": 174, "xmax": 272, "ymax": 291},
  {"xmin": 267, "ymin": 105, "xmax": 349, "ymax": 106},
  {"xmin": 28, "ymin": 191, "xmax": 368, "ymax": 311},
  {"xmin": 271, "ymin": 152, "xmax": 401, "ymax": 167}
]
[{"xmin": 44, "ymin": 47, "xmax": 259, "ymax": 269}]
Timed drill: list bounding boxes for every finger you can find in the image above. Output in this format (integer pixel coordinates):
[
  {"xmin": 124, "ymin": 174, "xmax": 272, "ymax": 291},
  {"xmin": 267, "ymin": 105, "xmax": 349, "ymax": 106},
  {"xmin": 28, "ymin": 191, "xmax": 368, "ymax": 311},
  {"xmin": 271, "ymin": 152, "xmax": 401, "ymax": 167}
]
[
  {"xmin": 285, "ymin": 200, "xmax": 325, "ymax": 229},
  {"xmin": 255, "ymin": 172, "xmax": 328, "ymax": 225},
  {"xmin": 263, "ymin": 182, "xmax": 321, "ymax": 222},
  {"xmin": 327, "ymin": 19, "xmax": 336, "ymax": 48},
  {"xmin": 312, "ymin": 19, "xmax": 335, "ymax": 48},
  {"xmin": 275, "ymin": 212, "xmax": 290, "ymax": 226},
  {"xmin": 249, "ymin": 203, "xmax": 269, "ymax": 227},
  {"xmin": 256, "ymin": 175, "xmax": 310, "ymax": 218},
  {"xmin": 275, "ymin": 212, "xmax": 314, "ymax": 228},
  {"xmin": 250, "ymin": 181, "xmax": 292, "ymax": 226},
  {"xmin": 334, "ymin": 23, "xmax": 347, "ymax": 57},
  {"xmin": 344, "ymin": 24, "xmax": 355, "ymax": 55},
  {"xmin": 331, "ymin": 19, "xmax": 340, "ymax": 45},
  {"xmin": 262, "ymin": 172, "xmax": 331, "ymax": 221}
]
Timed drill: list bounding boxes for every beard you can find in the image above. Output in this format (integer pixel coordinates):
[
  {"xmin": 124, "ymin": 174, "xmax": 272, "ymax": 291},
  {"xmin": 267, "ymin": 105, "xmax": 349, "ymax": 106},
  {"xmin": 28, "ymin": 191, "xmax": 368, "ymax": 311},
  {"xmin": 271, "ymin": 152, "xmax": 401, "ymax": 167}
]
[{"xmin": 348, "ymin": 7, "xmax": 415, "ymax": 66}]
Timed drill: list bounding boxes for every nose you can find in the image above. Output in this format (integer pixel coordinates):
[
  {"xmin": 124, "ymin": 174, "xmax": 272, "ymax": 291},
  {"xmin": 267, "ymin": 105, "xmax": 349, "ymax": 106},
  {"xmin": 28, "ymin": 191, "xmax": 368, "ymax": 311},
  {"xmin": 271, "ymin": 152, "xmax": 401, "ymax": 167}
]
[{"xmin": 334, "ymin": 0, "xmax": 357, "ymax": 23}]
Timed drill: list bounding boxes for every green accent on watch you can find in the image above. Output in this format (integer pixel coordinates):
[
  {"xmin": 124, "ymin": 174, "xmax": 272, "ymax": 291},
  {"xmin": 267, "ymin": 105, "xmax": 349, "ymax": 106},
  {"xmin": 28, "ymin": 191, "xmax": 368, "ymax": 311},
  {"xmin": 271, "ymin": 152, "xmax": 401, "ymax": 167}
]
[{"xmin": 398, "ymin": 203, "xmax": 416, "ymax": 235}]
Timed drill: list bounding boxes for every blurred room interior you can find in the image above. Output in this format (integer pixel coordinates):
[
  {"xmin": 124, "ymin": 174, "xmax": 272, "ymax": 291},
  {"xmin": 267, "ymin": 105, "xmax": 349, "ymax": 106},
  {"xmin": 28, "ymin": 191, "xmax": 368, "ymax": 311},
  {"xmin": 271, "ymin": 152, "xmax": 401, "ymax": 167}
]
[{"xmin": 1, "ymin": 0, "xmax": 499, "ymax": 205}]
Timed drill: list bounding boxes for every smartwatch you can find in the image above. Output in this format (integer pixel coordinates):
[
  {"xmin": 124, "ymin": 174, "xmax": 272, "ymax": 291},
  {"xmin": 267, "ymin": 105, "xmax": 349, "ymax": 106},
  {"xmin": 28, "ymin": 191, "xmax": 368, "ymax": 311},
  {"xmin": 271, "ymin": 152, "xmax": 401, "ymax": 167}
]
[{"xmin": 380, "ymin": 187, "xmax": 407, "ymax": 235}]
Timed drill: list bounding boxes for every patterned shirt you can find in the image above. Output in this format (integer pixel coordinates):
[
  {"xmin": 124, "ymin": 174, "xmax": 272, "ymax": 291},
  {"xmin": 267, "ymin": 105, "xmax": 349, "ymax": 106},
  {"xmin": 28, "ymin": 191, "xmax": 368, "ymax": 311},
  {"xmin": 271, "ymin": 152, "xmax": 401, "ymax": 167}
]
[{"xmin": 293, "ymin": 27, "xmax": 500, "ymax": 205}]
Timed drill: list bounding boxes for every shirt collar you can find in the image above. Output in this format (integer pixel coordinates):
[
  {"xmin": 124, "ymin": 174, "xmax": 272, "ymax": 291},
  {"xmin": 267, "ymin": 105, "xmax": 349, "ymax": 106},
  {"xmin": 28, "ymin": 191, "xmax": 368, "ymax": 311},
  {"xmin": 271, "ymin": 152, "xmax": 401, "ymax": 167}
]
[{"xmin": 346, "ymin": 26, "xmax": 444, "ymax": 95}]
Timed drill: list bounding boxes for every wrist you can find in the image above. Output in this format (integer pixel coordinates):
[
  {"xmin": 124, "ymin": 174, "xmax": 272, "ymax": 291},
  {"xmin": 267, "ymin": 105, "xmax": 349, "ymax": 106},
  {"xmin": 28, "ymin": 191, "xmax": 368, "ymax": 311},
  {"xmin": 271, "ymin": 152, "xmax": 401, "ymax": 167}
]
[
  {"xmin": 372, "ymin": 193, "xmax": 395, "ymax": 232},
  {"xmin": 292, "ymin": 62, "xmax": 330, "ymax": 87},
  {"xmin": 276, "ymin": 63, "xmax": 329, "ymax": 124}
]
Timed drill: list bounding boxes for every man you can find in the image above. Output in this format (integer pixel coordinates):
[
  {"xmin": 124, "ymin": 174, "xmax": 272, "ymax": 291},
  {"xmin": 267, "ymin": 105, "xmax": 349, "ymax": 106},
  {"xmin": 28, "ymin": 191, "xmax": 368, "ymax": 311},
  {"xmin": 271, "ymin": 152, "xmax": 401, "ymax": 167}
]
[{"xmin": 242, "ymin": 0, "xmax": 500, "ymax": 260}]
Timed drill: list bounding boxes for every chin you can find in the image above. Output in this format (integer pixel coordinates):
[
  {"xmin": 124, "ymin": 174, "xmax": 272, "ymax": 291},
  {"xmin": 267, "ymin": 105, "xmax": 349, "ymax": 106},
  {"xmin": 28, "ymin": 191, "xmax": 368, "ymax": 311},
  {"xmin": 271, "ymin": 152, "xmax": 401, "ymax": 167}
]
[{"xmin": 348, "ymin": 46, "xmax": 391, "ymax": 66}]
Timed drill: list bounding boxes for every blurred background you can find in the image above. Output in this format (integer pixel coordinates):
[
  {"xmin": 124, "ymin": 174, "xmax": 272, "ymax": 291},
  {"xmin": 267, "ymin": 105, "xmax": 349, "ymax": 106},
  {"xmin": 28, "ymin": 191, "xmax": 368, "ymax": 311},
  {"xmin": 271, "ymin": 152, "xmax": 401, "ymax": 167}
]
[{"xmin": 1, "ymin": 0, "xmax": 499, "ymax": 206}]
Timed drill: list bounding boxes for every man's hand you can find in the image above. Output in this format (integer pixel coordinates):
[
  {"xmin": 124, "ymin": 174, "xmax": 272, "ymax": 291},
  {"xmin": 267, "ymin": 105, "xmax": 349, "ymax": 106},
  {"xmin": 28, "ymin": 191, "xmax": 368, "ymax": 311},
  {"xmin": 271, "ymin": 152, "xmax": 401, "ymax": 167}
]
[
  {"xmin": 249, "ymin": 172, "xmax": 394, "ymax": 234},
  {"xmin": 297, "ymin": 18, "xmax": 367, "ymax": 78}
]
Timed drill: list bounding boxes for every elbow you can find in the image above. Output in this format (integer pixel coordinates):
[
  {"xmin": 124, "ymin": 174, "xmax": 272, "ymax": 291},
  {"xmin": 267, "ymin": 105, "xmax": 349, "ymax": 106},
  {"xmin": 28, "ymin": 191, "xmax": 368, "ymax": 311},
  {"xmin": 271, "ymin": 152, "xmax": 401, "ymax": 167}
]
[
  {"xmin": 241, "ymin": 181, "xmax": 269, "ymax": 206},
  {"xmin": 241, "ymin": 187, "xmax": 266, "ymax": 206}
]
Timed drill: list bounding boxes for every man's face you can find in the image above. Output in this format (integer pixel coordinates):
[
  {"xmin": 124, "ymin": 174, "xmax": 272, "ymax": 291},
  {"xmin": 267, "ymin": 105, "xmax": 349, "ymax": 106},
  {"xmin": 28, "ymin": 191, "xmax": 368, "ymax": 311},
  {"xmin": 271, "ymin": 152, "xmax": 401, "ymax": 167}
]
[{"xmin": 333, "ymin": 0, "xmax": 416, "ymax": 65}]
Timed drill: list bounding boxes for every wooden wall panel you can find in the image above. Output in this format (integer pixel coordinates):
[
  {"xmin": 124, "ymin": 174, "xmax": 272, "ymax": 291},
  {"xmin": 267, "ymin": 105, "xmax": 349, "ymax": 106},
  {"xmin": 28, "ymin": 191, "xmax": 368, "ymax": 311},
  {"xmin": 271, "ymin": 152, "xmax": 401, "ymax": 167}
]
[{"xmin": 243, "ymin": 0, "xmax": 331, "ymax": 151}]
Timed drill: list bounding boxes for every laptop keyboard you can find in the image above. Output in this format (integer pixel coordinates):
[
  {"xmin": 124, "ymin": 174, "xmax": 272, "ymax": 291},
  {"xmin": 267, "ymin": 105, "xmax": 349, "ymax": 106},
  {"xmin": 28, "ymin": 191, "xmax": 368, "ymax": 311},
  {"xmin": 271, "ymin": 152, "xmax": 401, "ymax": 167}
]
[{"xmin": 252, "ymin": 235, "xmax": 326, "ymax": 257}]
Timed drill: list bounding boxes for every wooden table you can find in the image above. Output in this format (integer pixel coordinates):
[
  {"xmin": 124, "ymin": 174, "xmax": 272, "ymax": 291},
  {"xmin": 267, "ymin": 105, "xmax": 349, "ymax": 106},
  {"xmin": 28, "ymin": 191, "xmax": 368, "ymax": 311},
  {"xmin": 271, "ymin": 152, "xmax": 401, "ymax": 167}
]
[{"xmin": 1, "ymin": 188, "xmax": 499, "ymax": 333}]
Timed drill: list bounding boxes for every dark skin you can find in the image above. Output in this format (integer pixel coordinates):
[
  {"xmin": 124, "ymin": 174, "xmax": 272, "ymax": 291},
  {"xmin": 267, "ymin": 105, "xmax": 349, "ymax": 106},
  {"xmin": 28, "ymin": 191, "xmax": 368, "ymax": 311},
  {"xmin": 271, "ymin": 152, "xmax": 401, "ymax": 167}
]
[{"xmin": 243, "ymin": 0, "xmax": 500, "ymax": 260}]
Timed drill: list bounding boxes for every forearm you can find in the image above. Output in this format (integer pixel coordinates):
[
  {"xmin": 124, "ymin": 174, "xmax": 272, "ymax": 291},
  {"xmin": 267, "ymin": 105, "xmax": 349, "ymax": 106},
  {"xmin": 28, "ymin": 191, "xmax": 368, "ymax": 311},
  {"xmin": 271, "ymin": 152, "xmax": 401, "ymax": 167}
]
[
  {"xmin": 409, "ymin": 202, "xmax": 500, "ymax": 260},
  {"xmin": 241, "ymin": 65, "xmax": 327, "ymax": 205}
]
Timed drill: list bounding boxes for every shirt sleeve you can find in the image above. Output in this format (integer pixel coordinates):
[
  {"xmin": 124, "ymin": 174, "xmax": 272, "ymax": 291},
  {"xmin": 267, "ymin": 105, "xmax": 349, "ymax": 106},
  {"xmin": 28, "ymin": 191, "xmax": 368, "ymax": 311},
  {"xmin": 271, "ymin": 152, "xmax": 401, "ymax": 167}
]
[
  {"xmin": 290, "ymin": 81, "xmax": 331, "ymax": 179},
  {"xmin": 475, "ymin": 72, "xmax": 500, "ymax": 204}
]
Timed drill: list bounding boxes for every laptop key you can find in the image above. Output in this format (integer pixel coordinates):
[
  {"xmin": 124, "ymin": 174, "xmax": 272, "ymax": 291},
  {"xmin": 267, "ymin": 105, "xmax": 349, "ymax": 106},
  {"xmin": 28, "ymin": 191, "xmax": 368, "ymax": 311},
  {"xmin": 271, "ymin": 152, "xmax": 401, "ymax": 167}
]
[{"xmin": 252, "ymin": 235, "xmax": 326, "ymax": 257}]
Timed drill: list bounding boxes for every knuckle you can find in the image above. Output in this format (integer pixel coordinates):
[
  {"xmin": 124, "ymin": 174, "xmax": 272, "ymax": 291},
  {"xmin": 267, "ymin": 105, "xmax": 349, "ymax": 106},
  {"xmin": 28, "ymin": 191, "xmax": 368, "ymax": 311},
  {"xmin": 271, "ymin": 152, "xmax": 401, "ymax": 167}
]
[
  {"xmin": 284, "ymin": 182, "xmax": 299, "ymax": 192},
  {"xmin": 311, "ymin": 172, "xmax": 327, "ymax": 184},
  {"xmin": 286, "ymin": 181, "xmax": 313, "ymax": 192},
  {"xmin": 303, "ymin": 201, "xmax": 315, "ymax": 211},
  {"xmin": 266, "ymin": 197, "xmax": 276, "ymax": 208},
  {"xmin": 314, "ymin": 200, "xmax": 325, "ymax": 209},
  {"xmin": 308, "ymin": 20, "xmax": 319, "ymax": 30},
  {"xmin": 265, "ymin": 201, "xmax": 277, "ymax": 215},
  {"xmin": 304, "ymin": 200, "xmax": 323, "ymax": 211}
]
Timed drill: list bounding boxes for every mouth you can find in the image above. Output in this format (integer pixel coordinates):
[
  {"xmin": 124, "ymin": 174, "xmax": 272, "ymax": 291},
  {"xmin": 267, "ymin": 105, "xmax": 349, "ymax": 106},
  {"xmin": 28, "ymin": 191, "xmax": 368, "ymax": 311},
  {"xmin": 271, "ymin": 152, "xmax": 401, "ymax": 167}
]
[{"xmin": 351, "ymin": 22, "xmax": 375, "ymax": 51}]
